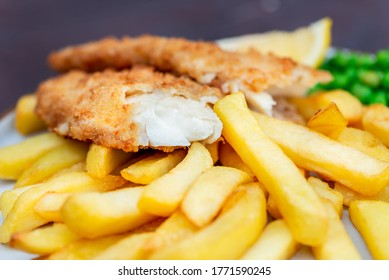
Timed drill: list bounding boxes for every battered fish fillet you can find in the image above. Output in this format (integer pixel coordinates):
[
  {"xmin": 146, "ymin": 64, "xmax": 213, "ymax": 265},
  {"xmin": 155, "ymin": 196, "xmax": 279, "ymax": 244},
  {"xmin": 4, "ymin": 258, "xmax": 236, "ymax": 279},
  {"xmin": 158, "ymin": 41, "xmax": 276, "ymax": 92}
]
[
  {"xmin": 48, "ymin": 35, "xmax": 332, "ymax": 115},
  {"xmin": 35, "ymin": 67, "xmax": 223, "ymax": 152}
]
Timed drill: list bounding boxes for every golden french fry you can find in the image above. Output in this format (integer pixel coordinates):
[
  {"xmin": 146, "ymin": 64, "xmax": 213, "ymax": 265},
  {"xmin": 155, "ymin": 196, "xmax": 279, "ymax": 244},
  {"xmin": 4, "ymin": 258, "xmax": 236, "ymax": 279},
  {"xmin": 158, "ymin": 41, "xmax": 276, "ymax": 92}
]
[
  {"xmin": 349, "ymin": 200, "xmax": 389, "ymax": 259},
  {"xmin": 253, "ymin": 112, "xmax": 389, "ymax": 196},
  {"xmin": 62, "ymin": 187, "xmax": 156, "ymax": 239},
  {"xmin": 47, "ymin": 234, "xmax": 127, "ymax": 260},
  {"xmin": 205, "ymin": 140, "xmax": 220, "ymax": 164},
  {"xmin": 362, "ymin": 104, "xmax": 389, "ymax": 147},
  {"xmin": 0, "ymin": 172, "xmax": 126, "ymax": 243},
  {"xmin": 290, "ymin": 89, "xmax": 363, "ymax": 124},
  {"xmin": 144, "ymin": 211, "xmax": 198, "ymax": 254},
  {"xmin": 0, "ymin": 133, "xmax": 67, "ymax": 180},
  {"xmin": 307, "ymin": 102, "xmax": 348, "ymax": 138},
  {"xmin": 266, "ymin": 195, "xmax": 282, "ymax": 219},
  {"xmin": 214, "ymin": 93, "xmax": 328, "ymax": 246},
  {"xmin": 149, "ymin": 183, "xmax": 267, "ymax": 260},
  {"xmin": 0, "ymin": 185, "xmax": 34, "ymax": 219},
  {"xmin": 181, "ymin": 166, "xmax": 252, "ymax": 227},
  {"xmin": 34, "ymin": 193, "xmax": 72, "ymax": 222},
  {"xmin": 241, "ymin": 219, "xmax": 298, "ymax": 260},
  {"xmin": 138, "ymin": 142, "xmax": 213, "ymax": 217},
  {"xmin": 86, "ymin": 144, "xmax": 134, "ymax": 178},
  {"xmin": 334, "ymin": 183, "xmax": 389, "ymax": 206},
  {"xmin": 10, "ymin": 223, "xmax": 79, "ymax": 255},
  {"xmin": 307, "ymin": 177, "xmax": 344, "ymax": 217},
  {"xmin": 93, "ymin": 233, "xmax": 153, "ymax": 260},
  {"xmin": 218, "ymin": 142, "xmax": 255, "ymax": 178},
  {"xmin": 312, "ymin": 200, "xmax": 360, "ymax": 260},
  {"xmin": 14, "ymin": 141, "xmax": 89, "ymax": 188},
  {"xmin": 121, "ymin": 150, "xmax": 186, "ymax": 184},
  {"xmin": 333, "ymin": 127, "xmax": 389, "ymax": 162},
  {"xmin": 15, "ymin": 94, "xmax": 46, "ymax": 135}
]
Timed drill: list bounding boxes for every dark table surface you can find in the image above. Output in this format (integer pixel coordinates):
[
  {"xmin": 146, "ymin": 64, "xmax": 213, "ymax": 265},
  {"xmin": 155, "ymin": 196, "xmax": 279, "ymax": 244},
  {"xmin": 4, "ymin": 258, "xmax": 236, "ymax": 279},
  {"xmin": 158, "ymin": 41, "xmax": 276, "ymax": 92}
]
[{"xmin": 1, "ymin": 0, "xmax": 388, "ymax": 115}]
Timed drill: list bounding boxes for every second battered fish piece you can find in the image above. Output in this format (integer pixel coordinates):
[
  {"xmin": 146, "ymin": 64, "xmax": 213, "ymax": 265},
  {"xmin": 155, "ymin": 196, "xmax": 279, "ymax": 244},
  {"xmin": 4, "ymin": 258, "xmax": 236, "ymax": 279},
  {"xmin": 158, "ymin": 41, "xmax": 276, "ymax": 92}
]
[
  {"xmin": 35, "ymin": 67, "xmax": 223, "ymax": 152},
  {"xmin": 48, "ymin": 35, "xmax": 332, "ymax": 115}
]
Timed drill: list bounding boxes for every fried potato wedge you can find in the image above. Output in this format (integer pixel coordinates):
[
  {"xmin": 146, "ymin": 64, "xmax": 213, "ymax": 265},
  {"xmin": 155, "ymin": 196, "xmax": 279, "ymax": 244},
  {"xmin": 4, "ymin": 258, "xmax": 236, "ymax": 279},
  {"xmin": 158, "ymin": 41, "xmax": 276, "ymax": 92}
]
[
  {"xmin": 10, "ymin": 223, "xmax": 79, "ymax": 255},
  {"xmin": 214, "ymin": 93, "xmax": 328, "ymax": 246},
  {"xmin": 254, "ymin": 112, "xmax": 389, "ymax": 196},
  {"xmin": 205, "ymin": 140, "xmax": 220, "ymax": 164},
  {"xmin": 149, "ymin": 183, "xmax": 266, "ymax": 260},
  {"xmin": 0, "ymin": 172, "xmax": 125, "ymax": 243},
  {"xmin": 266, "ymin": 195, "xmax": 282, "ymax": 219},
  {"xmin": 86, "ymin": 144, "xmax": 134, "ymax": 178},
  {"xmin": 62, "ymin": 187, "xmax": 156, "ymax": 239},
  {"xmin": 290, "ymin": 89, "xmax": 363, "ymax": 124},
  {"xmin": 181, "ymin": 166, "xmax": 252, "ymax": 227},
  {"xmin": 15, "ymin": 94, "xmax": 46, "ymax": 135},
  {"xmin": 307, "ymin": 177, "xmax": 344, "ymax": 217},
  {"xmin": 14, "ymin": 141, "xmax": 89, "ymax": 188},
  {"xmin": 312, "ymin": 201, "xmax": 360, "ymax": 260},
  {"xmin": 47, "ymin": 234, "xmax": 127, "ymax": 260},
  {"xmin": 144, "ymin": 211, "xmax": 198, "ymax": 254},
  {"xmin": 334, "ymin": 183, "xmax": 389, "ymax": 206},
  {"xmin": 349, "ymin": 200, "xmax": 389, "ymax": 260},
  {"xmin": 34, "ymin": 193, "xmax": 72, "ymax": 222},
  {"xmin": 307, "ymin": 102, "xmax": 348, "ymax": 138},
  {"xmin": 218, "ymin": 142, "xmax": 256, "ymax": 178},
  {"xmin": 333, "ymin": 127, "xmax": 389, "ymax": 162},
  {"xmin": 121, "ymin": 150, "xmax": 186, "ymax": 184},
  {"xmin": 241, "ymin": 219, "xmax": 298, "ymax": 260},
  {"xmin": 0, "ymin": 133, "xmax": 67, "ymax": 180},
  {"xmin": 362, "ymin": 104, "xmax": 389, "ymax": 147},
  {"xmin": 93, "ymin": 233, "xmax": 153, "ymax": 260},
  {"xmin": 138, "ymin": 142, "xmax": 213, "ymax": 217}
]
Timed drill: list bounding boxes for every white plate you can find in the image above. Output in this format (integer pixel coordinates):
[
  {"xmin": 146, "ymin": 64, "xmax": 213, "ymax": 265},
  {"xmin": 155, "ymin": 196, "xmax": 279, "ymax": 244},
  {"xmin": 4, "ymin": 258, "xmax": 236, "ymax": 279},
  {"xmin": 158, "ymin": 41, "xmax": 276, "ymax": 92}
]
[{"xmin": 0, "ymin": 111, "xmax": 373, "ymax": 260}]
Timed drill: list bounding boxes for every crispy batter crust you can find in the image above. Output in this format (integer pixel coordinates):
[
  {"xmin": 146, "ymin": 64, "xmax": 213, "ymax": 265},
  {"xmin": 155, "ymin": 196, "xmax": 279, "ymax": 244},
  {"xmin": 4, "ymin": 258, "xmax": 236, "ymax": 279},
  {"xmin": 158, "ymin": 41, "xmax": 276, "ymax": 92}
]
[
  {"xmin": 48, "ymin": 35, "xmax": 332, "ymax": 95},
  {"xmin": 35, "ymin": 66, "xmax": 222, "ymax": 152}
]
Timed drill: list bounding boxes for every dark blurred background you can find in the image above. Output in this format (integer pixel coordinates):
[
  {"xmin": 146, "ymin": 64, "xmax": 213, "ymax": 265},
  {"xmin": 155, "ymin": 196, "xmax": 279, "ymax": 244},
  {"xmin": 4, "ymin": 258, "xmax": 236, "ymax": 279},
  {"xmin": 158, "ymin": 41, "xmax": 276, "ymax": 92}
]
[{"xmin": 1, "ymin": 0, "xmax": 388, "ymax": 114}]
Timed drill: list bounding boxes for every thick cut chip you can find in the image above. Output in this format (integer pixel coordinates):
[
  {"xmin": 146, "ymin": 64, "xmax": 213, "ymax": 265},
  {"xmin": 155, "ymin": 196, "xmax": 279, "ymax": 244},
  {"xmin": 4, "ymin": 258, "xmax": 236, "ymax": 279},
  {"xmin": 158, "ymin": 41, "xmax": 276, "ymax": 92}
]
[
  {"xmin": 138, "ymin": 142, "xmax": 213, "ymax": 217},
  {"xmin": 86, "ymin": 144, "xmax": 134, "ymax": 178},
  {"xmin": 15, "ymin": 94, "xmax": 46, "ymax": 135},
  {"xmin": 149, "ymin": 184, "xmax": 266, "ymax": 259},
  {"xmin": 333, "ymin": 127, "xmax": 389, "ymax": 162},
  {"xmin": 307, "ymin": 102, "xmax": 348, "ymax": 138},
  {"xmin": 15, "ymin": 141, "xmax": 89, "ymax": 188},
  {"xmin": 61, "ymin": 187, "xmax": 157, "ymax": 238},
  {"xmin": 253, "ymin": 112, "xmax": 389, "ymax": 196},
  {"xmin": 218, "ymin": 142, "xmax": 255, "ymax": 178},
  {"xmin": 0, "ymin": 172, "xmax": 125, "ymax": 243},
  {"xmin": 214, "ymin": 92, "xmax": 328, "ymax": 246},
  {"xmin": 144, "ymin": 211, "xmax": 198, "ymax": 254},
  {"xmin": 34, "ymin": 193, "xmax": 72, "ymax": 222},
  {"xmin": 121, "ymin": 150, "xmax": 186, "ymax": 184},
  {"xmin": 0, "ymin": 133, "xmax": 67, "ymax": 180},
  {"xmin": 241, "ymin": 219, "xmax": 298, "ymax": 260},
  {"xmin": 362, "ymin": 104, "xmax": 389, "ymax": 147},
  {"xmin": 312, "ymin": 201, "xmax": 360, "ymax": 260},
  {"xmin": 181, "ymin": 166, "xmax": 252, "ymax": 227},
  {"xmin": 349, "ymin": 200, "xmax": 389, "ymax": 259},
  {"xmin": 93, "ymin": 233, "xmax": 153, "ymax": 260},
  {"xmin": 10, "ymin": 223, "xmax": 79, "ymax": 255},
  {"xmin": 334, "ymin": 183, "xmax": 389, "ymax": 206},
  {"xmin": 0, "ymin": 185, "xmax": 34, "ymax": 219}
]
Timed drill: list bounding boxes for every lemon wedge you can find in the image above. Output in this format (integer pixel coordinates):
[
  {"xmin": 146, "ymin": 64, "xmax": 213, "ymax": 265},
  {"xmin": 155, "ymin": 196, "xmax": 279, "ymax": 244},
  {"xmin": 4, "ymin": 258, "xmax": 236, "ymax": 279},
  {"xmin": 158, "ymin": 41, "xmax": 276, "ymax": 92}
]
[{"xmin": 217, "ymin": 17, "xmax": 332, "ymax": 68}]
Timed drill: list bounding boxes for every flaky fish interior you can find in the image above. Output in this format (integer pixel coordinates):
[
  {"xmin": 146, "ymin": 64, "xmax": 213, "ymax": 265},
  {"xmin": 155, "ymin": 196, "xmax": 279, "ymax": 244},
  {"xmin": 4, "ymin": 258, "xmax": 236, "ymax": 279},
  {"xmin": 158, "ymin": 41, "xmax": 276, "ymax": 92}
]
[
  {"xmin": 48, "ymin": 35, "xmax": 332, "ymax": 115},
  {"xmin": 35, "ymin": 67, "xmax": 223, "ymax": 152}
]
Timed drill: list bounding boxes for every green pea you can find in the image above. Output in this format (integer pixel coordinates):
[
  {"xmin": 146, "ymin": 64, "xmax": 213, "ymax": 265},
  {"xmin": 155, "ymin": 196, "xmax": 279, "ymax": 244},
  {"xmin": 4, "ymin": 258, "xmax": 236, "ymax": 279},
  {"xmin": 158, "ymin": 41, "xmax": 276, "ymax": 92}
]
[
  {"xmin": 381, "ymin": 72, "xmax": 389, "ymax": 88},
  {"xmin": 367, "ymin": 90, "xmax": 387, "ymax": 105},
  {"xmin": 331, "ymin": 72, "xmax": 350, "ymax": 88},
  {"xmin": 357, "ymin": 70, "xmax": 382, "ymax": 87},
  {"xmin": 331, "ymin": 51, "xmax": 356, "ymax": 68},
  {"xmin": 376, "ymin": 49, "xmax": 389, "ymax": 68},
  {"xmin": 350, "ymin": 83, "xmax": 373, "ymax": 104},
  {"xmin": 355, "ymin": 53, "xmax": 375, "ymax": 68}
]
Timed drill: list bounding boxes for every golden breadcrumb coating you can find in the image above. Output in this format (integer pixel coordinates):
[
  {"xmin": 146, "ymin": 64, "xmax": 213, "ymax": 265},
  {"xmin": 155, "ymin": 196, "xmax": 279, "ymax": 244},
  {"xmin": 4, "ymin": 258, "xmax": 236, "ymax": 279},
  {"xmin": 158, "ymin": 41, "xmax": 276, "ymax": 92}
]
[
  {"xmin": 48, "ymin": 35, "xmax": 332, "ymax": 97},
  {"xmin": 35, "ymin": 66, "xmax": 222, "ymax": 152}
]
